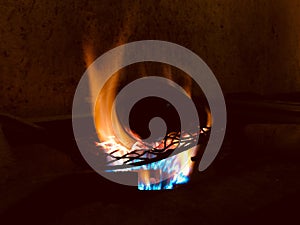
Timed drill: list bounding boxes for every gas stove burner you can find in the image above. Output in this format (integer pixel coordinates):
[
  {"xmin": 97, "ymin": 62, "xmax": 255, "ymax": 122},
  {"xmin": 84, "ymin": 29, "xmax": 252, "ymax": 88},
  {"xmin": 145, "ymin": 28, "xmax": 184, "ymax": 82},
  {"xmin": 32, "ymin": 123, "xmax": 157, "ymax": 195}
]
[
  {"xmin": 100, "ymin": 127, "xmax": 210, "ymax": 167},
  {"xmin": 72, "ymin": 41, "xmax": 226, "ymax": 190}
]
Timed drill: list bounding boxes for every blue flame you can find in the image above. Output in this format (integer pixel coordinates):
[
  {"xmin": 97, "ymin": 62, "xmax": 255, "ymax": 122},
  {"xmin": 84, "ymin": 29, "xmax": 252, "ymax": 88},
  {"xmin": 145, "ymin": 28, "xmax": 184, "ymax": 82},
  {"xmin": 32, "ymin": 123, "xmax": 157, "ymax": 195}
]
[
  {"xmin": 106, "ymin": 148, "xmax": 194, "ymax": 190},
  {"xmin": 137, "ymin": 173, "xmax": 190, "ymax": 190}
]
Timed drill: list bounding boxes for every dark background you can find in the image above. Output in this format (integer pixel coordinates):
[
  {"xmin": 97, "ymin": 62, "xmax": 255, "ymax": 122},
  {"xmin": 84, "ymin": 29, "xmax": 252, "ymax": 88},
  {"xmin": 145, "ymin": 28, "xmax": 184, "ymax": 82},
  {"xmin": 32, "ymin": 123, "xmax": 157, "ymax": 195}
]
[
  {"xmin": 0, "ymin": 1, "xmax": 299, "ymax": 225},
  {"xmin": 1, "ymin": 0, "xmax": 300, "ymax": 117}
]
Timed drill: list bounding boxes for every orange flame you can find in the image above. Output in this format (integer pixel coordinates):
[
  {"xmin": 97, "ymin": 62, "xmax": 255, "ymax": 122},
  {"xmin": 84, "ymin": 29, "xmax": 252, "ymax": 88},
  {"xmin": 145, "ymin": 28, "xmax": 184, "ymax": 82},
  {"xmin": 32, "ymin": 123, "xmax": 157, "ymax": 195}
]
[
  {"xmin": 83, "ymin": 2, "xmax": 140, "ymax": 149},
  {"xmin": 82, "ymin": 2, "xmax": 208, "ymax": 189}
]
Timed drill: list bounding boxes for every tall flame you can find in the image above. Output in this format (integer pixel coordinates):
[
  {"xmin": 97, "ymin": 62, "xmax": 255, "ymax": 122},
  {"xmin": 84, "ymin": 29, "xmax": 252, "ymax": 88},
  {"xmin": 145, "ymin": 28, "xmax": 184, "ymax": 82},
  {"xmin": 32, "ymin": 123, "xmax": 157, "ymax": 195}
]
[
  {"xmin": 83, "ymin": 2, "xmax": 139, "ymax": 148},
  {"xmin": 82, "ymin": 3, "xmax": 207, "ymax": 190}
]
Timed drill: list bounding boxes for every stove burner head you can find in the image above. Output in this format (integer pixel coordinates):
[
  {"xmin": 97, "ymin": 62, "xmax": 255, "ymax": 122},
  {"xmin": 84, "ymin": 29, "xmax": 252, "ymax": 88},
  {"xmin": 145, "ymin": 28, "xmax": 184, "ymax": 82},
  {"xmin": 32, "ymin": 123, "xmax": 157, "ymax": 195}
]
[{"xmin": 97, "ymin": 127, "xmax": 210, "ymax": 190}]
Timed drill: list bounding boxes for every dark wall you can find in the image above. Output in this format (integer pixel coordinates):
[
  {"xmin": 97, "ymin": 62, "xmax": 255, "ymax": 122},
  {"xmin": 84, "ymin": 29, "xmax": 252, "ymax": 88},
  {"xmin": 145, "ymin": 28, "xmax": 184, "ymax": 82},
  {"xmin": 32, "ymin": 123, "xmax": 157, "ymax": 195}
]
[{"xmin": 1, "ymin": 0, "xmax": 299, "ymax": 117}]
